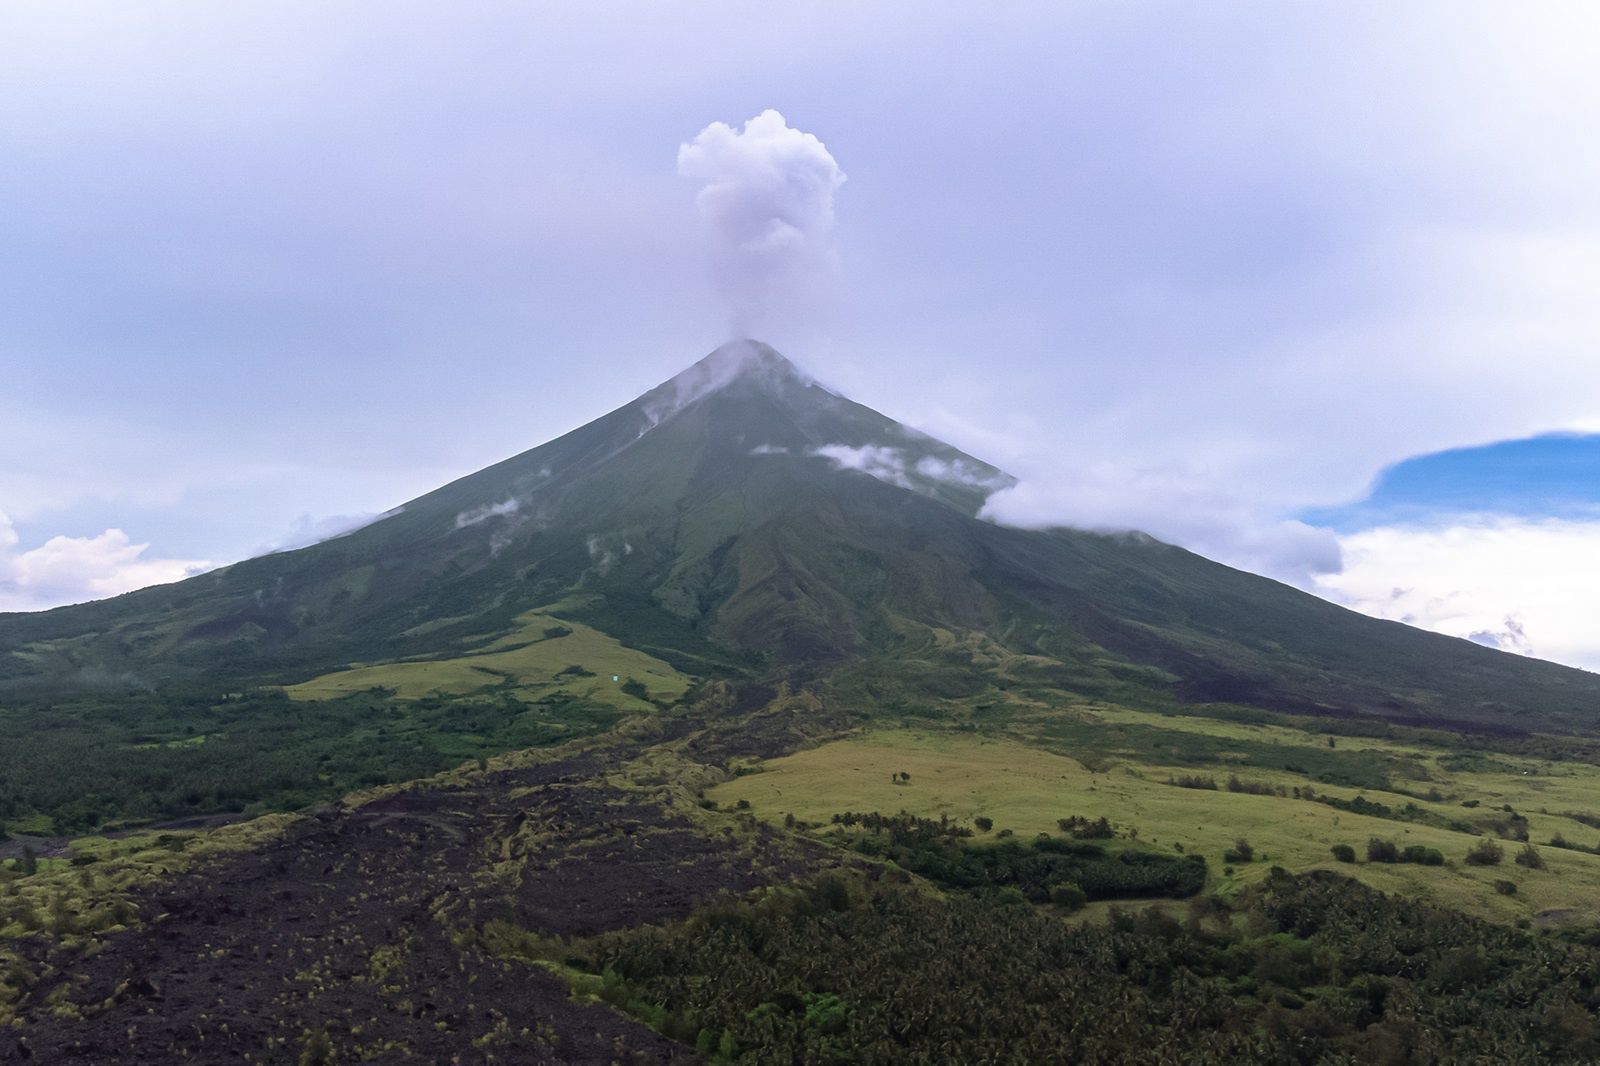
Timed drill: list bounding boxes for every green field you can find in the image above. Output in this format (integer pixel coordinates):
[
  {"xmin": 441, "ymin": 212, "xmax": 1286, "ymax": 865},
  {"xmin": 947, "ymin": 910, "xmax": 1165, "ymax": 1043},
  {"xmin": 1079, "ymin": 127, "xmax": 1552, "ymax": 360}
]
[
  {"xmin": 287, "ymin": 608, "xmax": 690, "ymax": 709},
  {"xmin": 710, "ymin": 712, "xmax": 1600, "ymax": 925}
]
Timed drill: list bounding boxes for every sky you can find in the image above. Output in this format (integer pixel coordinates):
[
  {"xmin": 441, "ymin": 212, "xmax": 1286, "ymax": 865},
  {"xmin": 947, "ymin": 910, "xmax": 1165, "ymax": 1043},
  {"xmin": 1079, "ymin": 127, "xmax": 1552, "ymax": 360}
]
[{"xmin": 3, "ymin": 2, "xmax": 1599, "ymax": 668}]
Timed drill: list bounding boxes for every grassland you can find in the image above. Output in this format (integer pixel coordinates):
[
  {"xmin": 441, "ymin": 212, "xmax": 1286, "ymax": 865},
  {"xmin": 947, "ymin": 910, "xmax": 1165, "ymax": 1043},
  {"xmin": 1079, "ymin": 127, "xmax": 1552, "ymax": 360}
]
[
  {"xmin": 286, "ymin": 608, "xmax": 690, "ymax": 709},
  {"xmin": 710, "ymin": 709, "xmax": 1600, "ymax": 925}
]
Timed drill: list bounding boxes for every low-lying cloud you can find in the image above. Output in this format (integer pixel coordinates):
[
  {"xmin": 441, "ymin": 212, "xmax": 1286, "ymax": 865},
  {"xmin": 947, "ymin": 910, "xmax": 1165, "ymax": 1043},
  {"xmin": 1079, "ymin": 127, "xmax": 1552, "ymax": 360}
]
[
  {"xmin": 678, "ymin": 109, "xmax": 846, "ymax": 337},
  {"xmin": 0, "ymin": 509, "xmax": 211, "ymax": 612},
  {"xmin": 255, "ymin": 511, "xmax": 385, "ymax": 555},
  {"xmin": 454, "ymin": 498, "xmax": 519, "ymax": 529},
  {"xmin": 981, "ymin": 467, "xmax": 1344, "ymax": 587},
  {"xmin": 810, "ymin": 444, "xmax": 911, "ymax": 488},
  {"xmin": 1316, "ymin": 516, "xmax": 1600, "ymax": 672}
]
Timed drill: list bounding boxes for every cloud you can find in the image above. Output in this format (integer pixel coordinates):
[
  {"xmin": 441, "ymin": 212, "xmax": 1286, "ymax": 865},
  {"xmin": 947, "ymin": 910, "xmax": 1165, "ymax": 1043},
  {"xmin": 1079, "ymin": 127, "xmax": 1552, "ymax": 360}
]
[
  {"xmin": 678, "ymin": 109, "xmax": 846, "ymax": 336},
  {"xmin": 913, "ymin": 455, "xmax": 1012, "ymax": 492},
  {"xmin": 0, "ymin": 510, "xmax": 212, "ymax": 612},
  {"xmin": 255, "ymin": 510, "xmax": 385, "ymax": 554},
  {"xmin": 1315, "ymin": 517, "xmax": 1600, "ymax": 671},
  {"xmin": 454, "ymin": 498, "xmax": 519, "ymax": 529},
  {"xmin": 809, "ymin": 444, "xmax": 911, "ymax": 488},
  {"xmin": 981, "ymin": 465, "xmax": 1343, "ymax": 587}
]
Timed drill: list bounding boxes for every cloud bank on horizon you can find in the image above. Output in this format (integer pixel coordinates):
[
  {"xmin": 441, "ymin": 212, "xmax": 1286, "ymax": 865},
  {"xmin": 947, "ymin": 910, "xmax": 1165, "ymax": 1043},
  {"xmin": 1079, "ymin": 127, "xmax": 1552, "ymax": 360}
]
[
  {"xmin": 678, "ymin": 109, "xmax": 846, "ymax": 339},
  {"xmin": 0, "ymin": 510, "xmax": 210, "ymax": 613},
  {"xmin": 4, "ymin": 3, "xmax": 1600, "ymax": 669}
]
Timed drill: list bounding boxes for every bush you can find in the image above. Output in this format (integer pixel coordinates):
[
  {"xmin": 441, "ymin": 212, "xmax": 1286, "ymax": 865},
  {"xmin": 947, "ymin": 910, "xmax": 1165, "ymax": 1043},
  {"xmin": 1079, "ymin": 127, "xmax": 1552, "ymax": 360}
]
[
  {"xmin": 1058, "ymin": 816, "xmax": 1114, "ymax": 839},
  {"xmin": 1493, "ymin": 879, "xmax": 1517, "ymax": 896},
  {"xmin": 1465, "ymin": 839, "xmax": 1505, "ymax": 866},
  {"xmin": 974, "ymin": 816, "xmax": 993, "ymax": 833},
  {"xmin": 1515, "ymin": 844, "xmax": 1544, "ymax": 870},
  {"xmin": 1329, "ymin": 843, "xmax": 1356, "ymax": 863},
  {"xmin": 1050, "ymin": 882, "xmax": 1088, "ymax": 911},
  {"xmin": 1224, "ymin": 839, "xmax": 1255, "ymax": 864},
  {"xmin": 1401, "ymin": 845, "xmax": 1445, "ymax": 866},
  {"xmin": 1367, "ymin": 838, "xmax": 1400, "ymax": 864},
  {"xmin": 1169, "ymin": 774, "xmax": 1218, "ymax": 790}
]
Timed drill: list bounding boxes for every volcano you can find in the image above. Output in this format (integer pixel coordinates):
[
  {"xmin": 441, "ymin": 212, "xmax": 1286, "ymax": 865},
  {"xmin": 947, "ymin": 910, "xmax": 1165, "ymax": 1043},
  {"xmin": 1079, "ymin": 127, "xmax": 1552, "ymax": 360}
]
[
  {"xmin": 10, "ymin": 342, "xmax": 1600, "ymax": 1066},
  {"xmin": 3, "ymin": 339, "xmax": 1598, "ymax": 731}
]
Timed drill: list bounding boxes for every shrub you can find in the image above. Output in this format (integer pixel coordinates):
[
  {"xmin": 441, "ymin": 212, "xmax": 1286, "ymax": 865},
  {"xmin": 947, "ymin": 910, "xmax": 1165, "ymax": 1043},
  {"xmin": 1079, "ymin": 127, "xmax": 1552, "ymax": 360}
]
[
  {"xmin": 1050, "ymin": 882, "xmax": 1088, "ymax": 912},
  {"xmin": 1224, "ymin": 839, "xmax": 1255, "ymax": 864},
  {"xmin": 1493, "ymin": 879, "xmax": 1517, "ymax": 896},
  {"xmin": 1465, "ymin": 839, "xmax": 1505, "ymax": 866},
  {"xmin": 974, "ymin": 816, "xmax": 993, "ymax": 833},
  {"xmin": 1169, "ymin": 774, "xmax": 1218, "ymax": 791},
  {"xmin": 1058, "ymin": 816, "xmax": 1114, "ymax": 839},
  {"xmin": 1366, "ymin": 838, "xmax": 1400, "ymax": 863},
  {"xmin": 1401, "ymin": 845, "xmax": 1445, "ymax": 866},
  {"xmin": 1329, "ymin": 844, "xmax": 1356, "ymax": 863},
  {"xmin": 1515, "ymin": 844, "xmax": 1544, "ymax": 870}
]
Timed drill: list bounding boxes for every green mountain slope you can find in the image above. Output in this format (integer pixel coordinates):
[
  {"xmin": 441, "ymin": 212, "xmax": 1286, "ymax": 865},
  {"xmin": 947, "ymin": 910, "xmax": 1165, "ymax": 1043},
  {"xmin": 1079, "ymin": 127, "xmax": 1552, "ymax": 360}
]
[{"xmin": 2, "ymin": 340, "xmax": 1597, "ymax": 732}]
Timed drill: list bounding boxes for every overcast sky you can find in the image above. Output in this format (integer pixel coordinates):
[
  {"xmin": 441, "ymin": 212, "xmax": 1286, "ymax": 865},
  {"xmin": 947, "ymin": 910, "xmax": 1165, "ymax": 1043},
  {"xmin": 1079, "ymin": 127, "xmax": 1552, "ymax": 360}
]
[{"xmin": 4, "ymin": 2, "xmax": 1599, "ymax": 668}]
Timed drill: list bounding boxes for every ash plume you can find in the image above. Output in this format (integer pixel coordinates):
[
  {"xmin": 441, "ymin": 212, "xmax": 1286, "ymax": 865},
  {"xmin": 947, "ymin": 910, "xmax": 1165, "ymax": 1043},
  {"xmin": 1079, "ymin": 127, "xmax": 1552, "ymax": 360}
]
[{"xmin": 678, "ymin": 109, "xmax": 846, "ymax": 336}]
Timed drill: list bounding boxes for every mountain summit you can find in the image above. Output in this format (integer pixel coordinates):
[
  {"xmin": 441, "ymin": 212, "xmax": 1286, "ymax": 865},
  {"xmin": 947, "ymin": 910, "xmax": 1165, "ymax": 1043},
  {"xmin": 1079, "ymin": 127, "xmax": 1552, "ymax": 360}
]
[{"xmin": 3, "ymin": 341, "xmax": 1598, "ymax": 730}]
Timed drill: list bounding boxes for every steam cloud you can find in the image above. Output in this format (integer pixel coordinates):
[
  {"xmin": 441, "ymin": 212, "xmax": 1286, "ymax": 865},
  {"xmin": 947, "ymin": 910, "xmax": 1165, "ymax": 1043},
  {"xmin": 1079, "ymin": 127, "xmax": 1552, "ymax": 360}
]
[{"xmin": 678, "ymin": 109, "xmax": 847, "ymax": 335}]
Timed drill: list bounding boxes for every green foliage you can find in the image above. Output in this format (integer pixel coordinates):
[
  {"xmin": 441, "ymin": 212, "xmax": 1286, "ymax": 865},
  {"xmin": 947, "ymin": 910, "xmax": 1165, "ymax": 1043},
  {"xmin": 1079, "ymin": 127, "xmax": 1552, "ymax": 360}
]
[
  {"xmin": 1329, "ymin": 843, "xmax": 1356, "ymax": 863},
  {"xmin": 587, "ymin": 871, "xmax": 1600, "ymax": 1063},
  {"xmin": 1516, "ymin": 843, "xmax": 1545, "ymax": 870},
  {"xmin": 838, "ymin": 811, "xmax": 1205, "ymax": 902},
  {"xmin": 1401, "ymin": 845, "xmax": 1445, "ymax": 866},
  {"xmin": 1465, "ymin": 839, "xmax": 1506, "ymax": 867},
  {"xmin": 1223, "ymin": 839, "xmax": 1255, "ymax": 864},
  {"xmin": 1050, "ymin": 882, "xmax": 1087, "ymax": 911},
  {"xmin": 1057, "ymin": 815, "xmax": 1115, "ymax": 839},
  {"xmin": 0, "ymin": 686, "xmax": 624, "ymax": 834}
]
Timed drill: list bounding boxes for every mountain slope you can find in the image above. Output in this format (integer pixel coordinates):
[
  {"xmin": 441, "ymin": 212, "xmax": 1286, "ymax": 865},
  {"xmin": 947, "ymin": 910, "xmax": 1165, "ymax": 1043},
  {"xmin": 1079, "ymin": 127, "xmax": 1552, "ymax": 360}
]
[{"xmin": 2, "ymin": 340, "xmax": 1597, "ymax": 732}]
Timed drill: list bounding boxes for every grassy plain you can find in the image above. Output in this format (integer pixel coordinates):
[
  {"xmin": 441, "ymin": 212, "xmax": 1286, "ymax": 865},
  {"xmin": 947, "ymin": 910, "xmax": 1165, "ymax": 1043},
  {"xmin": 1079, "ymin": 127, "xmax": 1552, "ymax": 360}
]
[
  {"xmin": 287, "ymin": 608, "xmax": 689, "ymax": 709},
  {"xmin": 710, "ymin": 710, "xmax": 1600, "ymax": 925}
]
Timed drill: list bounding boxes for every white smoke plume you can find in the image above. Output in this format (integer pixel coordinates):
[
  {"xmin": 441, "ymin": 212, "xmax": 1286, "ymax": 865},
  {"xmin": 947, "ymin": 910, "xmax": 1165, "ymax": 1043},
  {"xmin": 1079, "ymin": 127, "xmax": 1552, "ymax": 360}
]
[
  {"xmin": 678, "ymin": 109, "xmax": 847, "ymax": 336},
  {"xmin": 454, "ymin": 498, "xmax": 519, "ymax": 529}
]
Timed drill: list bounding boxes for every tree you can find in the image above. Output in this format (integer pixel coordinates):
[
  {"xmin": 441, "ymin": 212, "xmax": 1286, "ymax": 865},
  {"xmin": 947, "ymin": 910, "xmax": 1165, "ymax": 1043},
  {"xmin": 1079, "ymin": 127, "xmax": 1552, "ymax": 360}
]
[
  {"xmin": 1366, "ymin": 838, "xmax": 1399, "ymax": 863},
  {"xmin": 1224, "ymin": 839, "xmax": 1254, "ymax": 864},
  {"xmin": 18, "ymin": 846, "xmax": 37, "ymax": 876},
  {"xmin": 1330, "ymin": 843, "xmax": 1356, "ymax": 863},
  {"xmin": 1051, "ymin": 882, "xmax": 1087, "ymax": 911},
  {"xmin": 1465, "ymin": 839, "xmax": 1505, "ymax": 866},
  {"xmin": 1515, "ymin": 843, "xmax": 1544, "ymax": 870}
]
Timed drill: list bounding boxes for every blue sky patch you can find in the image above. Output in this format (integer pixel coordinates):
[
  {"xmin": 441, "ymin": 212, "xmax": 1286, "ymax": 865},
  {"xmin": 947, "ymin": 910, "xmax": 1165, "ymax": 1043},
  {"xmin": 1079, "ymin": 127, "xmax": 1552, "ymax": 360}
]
[{"xmin": 1304, "ymin": 433, "xmax": 1600, "ymax": 532}]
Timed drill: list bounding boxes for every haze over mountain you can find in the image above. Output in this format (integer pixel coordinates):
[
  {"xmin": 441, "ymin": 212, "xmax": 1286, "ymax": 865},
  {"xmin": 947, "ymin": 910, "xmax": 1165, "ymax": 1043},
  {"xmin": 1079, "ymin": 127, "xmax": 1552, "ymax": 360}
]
[{"xmin": 4, "ymin": 340, "xmax": 1597, "ymax": 734}]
